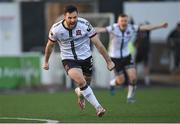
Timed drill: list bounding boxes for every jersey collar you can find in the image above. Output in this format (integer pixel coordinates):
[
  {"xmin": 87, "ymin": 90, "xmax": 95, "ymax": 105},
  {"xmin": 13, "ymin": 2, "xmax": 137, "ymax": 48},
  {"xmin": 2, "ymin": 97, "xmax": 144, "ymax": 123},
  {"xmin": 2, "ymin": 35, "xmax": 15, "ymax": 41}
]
[{"xmin": 62, "ymin": 20, "xmax": 77, "ymax": 31}]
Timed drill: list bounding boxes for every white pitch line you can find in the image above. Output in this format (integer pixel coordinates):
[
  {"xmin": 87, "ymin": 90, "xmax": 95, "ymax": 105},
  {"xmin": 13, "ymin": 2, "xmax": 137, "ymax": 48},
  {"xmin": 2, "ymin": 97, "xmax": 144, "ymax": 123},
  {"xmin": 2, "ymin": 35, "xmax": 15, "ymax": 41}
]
[{"xmin": 0, "ymin": 117, "xmax": 59, "ymax": 123}]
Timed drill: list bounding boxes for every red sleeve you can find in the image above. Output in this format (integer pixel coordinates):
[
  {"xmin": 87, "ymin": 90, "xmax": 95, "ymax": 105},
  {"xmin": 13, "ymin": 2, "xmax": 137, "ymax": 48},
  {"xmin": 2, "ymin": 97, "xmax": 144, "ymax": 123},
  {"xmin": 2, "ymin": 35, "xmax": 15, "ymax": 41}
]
[
  {"xmin": 48, "ymin": 37, "xmax": 56, "ymax": 42},
  {"xmin": 89, "ymin": 33, "xmax": 97, "ymax": 38}
]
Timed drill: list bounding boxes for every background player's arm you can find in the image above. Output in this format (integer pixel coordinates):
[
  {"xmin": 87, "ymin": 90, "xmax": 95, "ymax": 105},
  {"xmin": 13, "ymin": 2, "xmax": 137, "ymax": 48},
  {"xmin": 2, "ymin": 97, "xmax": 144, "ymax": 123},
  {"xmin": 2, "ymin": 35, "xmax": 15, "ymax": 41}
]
[
  {"xmin": 139, "ymin": 22, "xmax": 168, "ymax": 31},
  {"xmin": 90, "ymin": 35, "xmax": 115, "ymax": 71},
  {"xmin": 43, "ymin": 40, "xmax": 56, "ymax": 70},
  {"xmin": 95, "ymin": 27, "xmax": 107, "ymax": 33}
]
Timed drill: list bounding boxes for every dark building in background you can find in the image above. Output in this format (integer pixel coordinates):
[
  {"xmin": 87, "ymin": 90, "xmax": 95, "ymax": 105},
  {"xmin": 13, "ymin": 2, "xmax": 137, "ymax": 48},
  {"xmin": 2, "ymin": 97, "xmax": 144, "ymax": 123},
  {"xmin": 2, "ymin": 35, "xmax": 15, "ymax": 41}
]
[
  {"xmin": 98, "ymin": 0, "xmax": 123, "ymax": 20},
  {"xmin": 21, "ymin": 2, "xmax": 45, "ymax": 52}
]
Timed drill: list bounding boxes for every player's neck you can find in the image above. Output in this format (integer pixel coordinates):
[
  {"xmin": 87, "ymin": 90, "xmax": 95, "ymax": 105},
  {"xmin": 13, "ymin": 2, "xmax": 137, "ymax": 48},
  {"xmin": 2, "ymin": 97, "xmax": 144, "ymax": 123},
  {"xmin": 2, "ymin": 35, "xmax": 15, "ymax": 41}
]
[
  {"xmin": 119, "ymin": 26, "xmax": 126, "ymax": 32},
  {"xmin": 64, "ymin": 21, "xmax": 75, "ymax": 30}
]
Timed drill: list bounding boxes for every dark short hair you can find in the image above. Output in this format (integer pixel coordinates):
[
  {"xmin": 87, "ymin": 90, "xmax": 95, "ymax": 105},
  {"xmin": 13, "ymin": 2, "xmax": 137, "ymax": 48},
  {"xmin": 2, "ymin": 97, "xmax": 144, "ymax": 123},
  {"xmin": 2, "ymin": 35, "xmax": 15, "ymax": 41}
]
[
  {"xmin": 118, "ymin": 14, "xmax": 128, "ymax": 18},
  {"xmin": 64, "ymin": 5, "xmax": 78, "ymax": 14}
]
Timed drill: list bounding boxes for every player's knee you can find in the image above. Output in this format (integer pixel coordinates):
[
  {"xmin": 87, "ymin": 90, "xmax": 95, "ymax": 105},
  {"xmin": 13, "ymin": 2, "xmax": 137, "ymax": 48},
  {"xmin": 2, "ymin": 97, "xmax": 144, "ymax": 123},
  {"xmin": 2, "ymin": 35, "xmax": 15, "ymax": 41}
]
[
  {"xmin": 116, "ymin": 77, "xmax": 124, "ymax": 85},
  {"xmin": 76, "ymin": 78, "xmax": 86, "ymax": 87},
  {"xmin": 129, "ymin": 75, "xmax": 137, "ymax": 85}
]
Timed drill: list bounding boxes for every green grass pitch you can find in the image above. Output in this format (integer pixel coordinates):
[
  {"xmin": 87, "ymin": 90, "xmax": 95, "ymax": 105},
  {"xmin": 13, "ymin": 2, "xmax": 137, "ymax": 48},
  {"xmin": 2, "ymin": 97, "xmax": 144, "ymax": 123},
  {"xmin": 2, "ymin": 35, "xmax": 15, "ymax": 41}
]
[{"xmin": 0, "ymin": 87, "xmax": 180, "ymax": 123}]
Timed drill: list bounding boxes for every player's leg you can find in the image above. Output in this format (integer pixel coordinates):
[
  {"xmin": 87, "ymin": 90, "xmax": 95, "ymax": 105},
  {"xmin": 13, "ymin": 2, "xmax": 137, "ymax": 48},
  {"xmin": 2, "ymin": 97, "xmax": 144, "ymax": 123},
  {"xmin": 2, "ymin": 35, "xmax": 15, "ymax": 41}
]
[
  {"xmin": 110, "ymin": 71, "xmax": 125, "ymax": 85},
  {"xmin": 110, "ymin": 74, "xmax": 125, "ymax": 95},
  {"xmin": 74, "ymin": 87, "xmax": 85, "ymax": 110},
  {"xmin": 62, "ymin": 60, "xmax": 86, "ymax": 110},
  {"xmin": 110, "ymin": 73, "xmax": 125, "ymax": 91},
  {"xmin": 84, "ymin": 75, "xmax": 92, "ymax": 85},
  {"xmin": 125, "ymin": 67, "xmax": 137, "ymax": 103},
  {"xmin": 68, "ymin": 68, "xmax": 105, "ymax": 117},
  {"xmin": 83, "ymin": 56, "xmax": 106, "ymax": 117},
  {"xmin": 109, "ymin": 58, "xmax": 125, "ymax": 95},
  {"xmin": 82, "ymin": 56, "xmax": 93, "ymax": 85},
  {"xmin": 75, "ymin": 56, "xmax": 93, "ymax": 109},
  {"xmin": 74, "ymin": 75, "xmax": 91, "ymax": 110}
]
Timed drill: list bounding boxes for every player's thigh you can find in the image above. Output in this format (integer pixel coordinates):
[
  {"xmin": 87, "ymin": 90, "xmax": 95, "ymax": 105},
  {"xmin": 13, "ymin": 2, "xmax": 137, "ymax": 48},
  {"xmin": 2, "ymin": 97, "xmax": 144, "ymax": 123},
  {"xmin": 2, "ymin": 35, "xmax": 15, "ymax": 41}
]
[
  {"xmin": 81, "ymin": 56, "xmax": 93, "ymax": 84},
  {"xmin": 68, "ymin": 68, "xmax": 86, "ymax": 86},
  {"xmin": 125, "ymin": 67, "xmax": 137, "ymax": 83},
  {"xmin": 112, "ymin": 59, "xmax": 125, "ymax": 85},
  {"xmin": 115, "ymin": 73, "xmax": 125, "ymax": 85}
]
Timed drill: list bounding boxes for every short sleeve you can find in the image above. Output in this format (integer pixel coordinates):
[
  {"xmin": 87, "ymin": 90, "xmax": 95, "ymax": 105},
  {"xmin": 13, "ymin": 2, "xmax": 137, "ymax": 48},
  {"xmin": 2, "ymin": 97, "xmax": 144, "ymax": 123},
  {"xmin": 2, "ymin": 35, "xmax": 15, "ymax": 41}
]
[
  {"xmin": 106, "ymin": 25, "xmax": 114, "ymax": 33},
  {"xmin": 85, "ymin": 21, "xmax": 97, "ymax": 38},
  {"xmin": 48, "ymin": 26, "xmax": 57, "ymax": 42},
  {"xmin": 132, "ymin": 24, "xmax": 139, "ymax": 32}
]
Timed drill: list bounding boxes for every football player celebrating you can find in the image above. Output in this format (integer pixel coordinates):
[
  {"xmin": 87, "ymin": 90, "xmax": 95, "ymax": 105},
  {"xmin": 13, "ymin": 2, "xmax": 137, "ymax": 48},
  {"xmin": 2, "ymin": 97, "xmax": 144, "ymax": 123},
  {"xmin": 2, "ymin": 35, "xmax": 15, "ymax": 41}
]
[
  {"xmin": 96, "ymin": 14, "xmax": 168, "ymax": 103},
  {"xmin": 43, "ymin": 5, "xmax": 115, "ymax": 117}
]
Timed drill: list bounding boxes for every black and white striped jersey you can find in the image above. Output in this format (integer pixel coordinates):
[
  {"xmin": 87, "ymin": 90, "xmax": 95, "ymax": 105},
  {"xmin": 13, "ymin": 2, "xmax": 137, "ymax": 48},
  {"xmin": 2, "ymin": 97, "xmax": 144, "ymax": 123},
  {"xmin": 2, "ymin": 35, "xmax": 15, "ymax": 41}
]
[
  {"xmin": 106, "ymin": 24, "xmax": 139, "ymax": 58},
  {"xmin": 48, "ymin": 17, "xmax": 96, "ymax": 60}
]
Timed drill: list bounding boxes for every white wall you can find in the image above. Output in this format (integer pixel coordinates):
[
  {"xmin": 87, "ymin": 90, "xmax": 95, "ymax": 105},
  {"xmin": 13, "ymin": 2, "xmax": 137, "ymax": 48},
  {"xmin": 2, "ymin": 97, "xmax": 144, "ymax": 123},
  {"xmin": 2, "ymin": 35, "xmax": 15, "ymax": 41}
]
[
  {"xmin": 41, "ymin": 51, "xmax": 65, "ymax": 85},
  {"xmin": 0, "ymin": 3, "xmax": 22, "ymax": 55},
  {"xmin": 124, "ymin": 1, "xmax": 180, "ymax": 42},
  {"xmin": 93, "ymin": 47, "xmax": 113, "ymax": 88}
]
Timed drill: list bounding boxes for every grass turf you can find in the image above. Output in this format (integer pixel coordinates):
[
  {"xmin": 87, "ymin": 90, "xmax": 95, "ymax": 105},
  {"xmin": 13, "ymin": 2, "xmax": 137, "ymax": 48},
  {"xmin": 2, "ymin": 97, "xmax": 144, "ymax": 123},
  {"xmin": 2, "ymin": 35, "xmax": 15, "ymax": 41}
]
[{"xmin": 0, "ymin": 87, "xmax": 180, "ymax": 123}]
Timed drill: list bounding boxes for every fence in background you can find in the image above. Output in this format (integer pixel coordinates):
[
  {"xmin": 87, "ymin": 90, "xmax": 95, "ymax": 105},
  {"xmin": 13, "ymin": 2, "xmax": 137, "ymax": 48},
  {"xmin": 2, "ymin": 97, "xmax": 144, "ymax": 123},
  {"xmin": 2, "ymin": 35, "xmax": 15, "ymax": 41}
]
[{"xmin": 0, "ymin": 53, "xmax": 41, "ymax": 89}]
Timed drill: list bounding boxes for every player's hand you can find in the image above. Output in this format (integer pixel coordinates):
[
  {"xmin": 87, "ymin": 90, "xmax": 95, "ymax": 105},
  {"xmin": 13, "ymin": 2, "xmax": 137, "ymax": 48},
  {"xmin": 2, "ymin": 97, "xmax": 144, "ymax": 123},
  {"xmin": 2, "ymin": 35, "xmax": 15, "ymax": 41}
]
[
  {"xmin": 161, "ymin": 22, "xmax": 168, "ymax": 28},
  {"xmin": 107, "ymin": 61, "xmax": 115, "ymax": 71},
  {"xmin": 43, "ymin": 62, "xmax": 49, "ymax": 70}
]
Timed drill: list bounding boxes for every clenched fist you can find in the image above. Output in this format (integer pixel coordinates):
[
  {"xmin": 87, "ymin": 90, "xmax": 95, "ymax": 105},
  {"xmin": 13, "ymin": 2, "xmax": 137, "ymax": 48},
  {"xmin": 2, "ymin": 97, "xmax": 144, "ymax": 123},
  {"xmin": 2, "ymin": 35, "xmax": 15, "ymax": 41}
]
[
  {"xmin": 43, "ymin": 62, "xmax": 49, "ymax": 70},
  {"xmin": 161, "ymin": 22, "xmax": 168, "ymax": 28},
  {"xmin": 107, "ymin": 61, "xmax": 115, "ymax": 71}
]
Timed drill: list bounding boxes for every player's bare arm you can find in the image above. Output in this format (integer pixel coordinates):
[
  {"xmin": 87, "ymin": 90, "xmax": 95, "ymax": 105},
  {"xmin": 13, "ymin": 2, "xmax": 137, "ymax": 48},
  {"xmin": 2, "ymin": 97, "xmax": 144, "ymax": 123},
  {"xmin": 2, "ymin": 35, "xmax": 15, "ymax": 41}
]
[
  {"xmin": 94, "ymin": 27, "xmax": 107, "ymax": 33},
  {"xmin": 90, "ymin": 35, "xmax": 115, "ymax": 71},
  {"xmin": 43, "ymin": 40, "xmax": 56, "ymax": 70},
  {"xmin": 139, "ymin": 22, "xmax": 168, "ymax": 31}
]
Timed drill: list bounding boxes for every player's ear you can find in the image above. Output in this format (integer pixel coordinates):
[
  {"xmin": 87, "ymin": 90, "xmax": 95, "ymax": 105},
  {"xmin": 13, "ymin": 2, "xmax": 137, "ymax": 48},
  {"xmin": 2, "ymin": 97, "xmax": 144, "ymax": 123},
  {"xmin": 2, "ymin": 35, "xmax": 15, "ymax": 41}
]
[{"xmin": 63, "ymin": 13, "xmax": 67, "ymax": 19}]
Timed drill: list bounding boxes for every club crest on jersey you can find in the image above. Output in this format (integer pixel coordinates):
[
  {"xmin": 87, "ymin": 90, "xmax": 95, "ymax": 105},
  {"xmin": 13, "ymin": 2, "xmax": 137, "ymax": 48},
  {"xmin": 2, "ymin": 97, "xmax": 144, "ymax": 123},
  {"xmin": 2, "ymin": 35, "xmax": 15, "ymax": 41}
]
[{"xmin": 76, "ymin": 30, "xmax": 82, "ymax": 36}]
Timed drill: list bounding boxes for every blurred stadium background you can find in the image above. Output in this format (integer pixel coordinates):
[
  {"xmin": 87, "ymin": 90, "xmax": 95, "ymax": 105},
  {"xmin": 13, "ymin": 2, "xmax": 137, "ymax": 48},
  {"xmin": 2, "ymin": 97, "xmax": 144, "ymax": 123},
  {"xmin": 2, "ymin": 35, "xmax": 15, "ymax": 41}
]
[{"xmin": 0, "ymin": 0, "xmax": 180, "ymax": 123}]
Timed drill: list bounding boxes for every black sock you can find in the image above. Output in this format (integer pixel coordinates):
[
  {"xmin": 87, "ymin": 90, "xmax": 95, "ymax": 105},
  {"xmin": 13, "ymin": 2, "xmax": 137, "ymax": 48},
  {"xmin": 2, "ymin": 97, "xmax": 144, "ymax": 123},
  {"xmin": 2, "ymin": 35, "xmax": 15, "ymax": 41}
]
[{"xmin": 80, "ymin": 84, "xmax": 88, "ymax": 91}]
